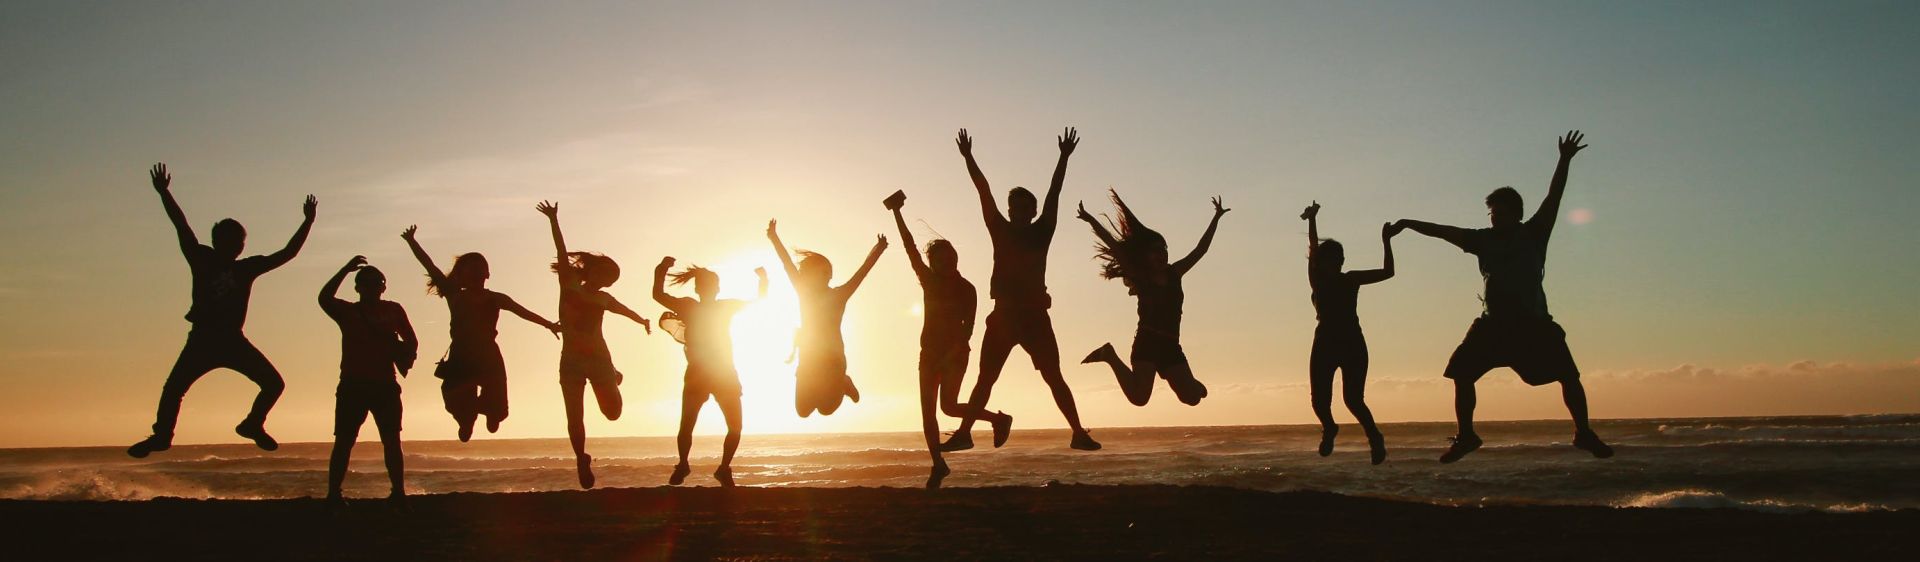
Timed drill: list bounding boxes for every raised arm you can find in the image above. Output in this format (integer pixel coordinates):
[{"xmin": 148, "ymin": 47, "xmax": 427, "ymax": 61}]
[
  {"xmin": 1173, "ymin": 196, "xmax": 1230, "ymax": 275},
  {"xmin": 1530, "ymin": 130, "xmax": 1587, "ymax": 235},
  {"xmin": 754, "ymin": 267, "xmax": 769, "ymax": 300},
  {"xmin": 258, "ymin": 195, "xmax": 317, "ymax": 271},
  {"xmin": 652, "ymin": 256, "xmax": 684, "ymax": 311},
  {"xmin": 401, "ymin": 225, "xmax": 449, "ymax": 290},
  {"xmin": 319, "ymin": 255, "xmax": 366, "ymax": 307},
  {"xmin": 890, "ymin": 205, "xmax": 929, "ymax": 277},
  {"xmin": 494, "ymin": 292, "xmax": 561, "ymax": 337},
  {"xmin": 839, "ymin": 235, "xmax": 889, "ymax": 295},
  {"xmin": 1394, "ymin": 219, "xmax": 1478, "ymax": 252},
  {"xmin": 1347, "ymin": 223, "xmax": 1400, "ymax": 286},
  {"xmin": 1076, "ymin": 201, "xmax": 1121, "ymax": 249},
  {"xmin": 1038, "ymin": 127, "xmax": 1078, "ymax": 230},
  {"xmin": 766, "ymin": 220, "xmax": 800, "ymax": 282},
  {"xmin": 535, "ymin": 200, "xmax": 574, "ymax": 282},
  {"xmin": 148, "ymin": 163, "xmax": 200, "ymax": 256},
  {"xmin": 956, "ymin": 129, "xmax": 1007, "ymax": 227},
  {"xmin": 1301, "ymin": 201, "xmax": 1321, "ymax": 253}
]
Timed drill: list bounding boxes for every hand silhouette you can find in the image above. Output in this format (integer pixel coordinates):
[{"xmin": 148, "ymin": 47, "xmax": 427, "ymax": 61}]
[
  {"xmin": 149, "ymin": 163, "xmax": 171, "ymax": 192},
  {"xmin": 1058, "ymin": 127, "xmax": 1079, "ymax": 156},
  {"xmin": 1301, "ymin": 201, "xmax": 1320, "ymax": 221},
  {"xmin": 1211, "ymin": 196, "xmax": 1231, "ymax": 216},
  {"xmin": 658, "ymin": 256, "xmax": 677, "ymax": 269},
  {"xmin": 873, "ymin": 234, "xmax": 889, "ymax": 251},
  {"xmin": 766, "ymin": 219, "xmax": 779, "ymax": 239},
  {"xmin": 401, "ymin": 225, "xmax": 418, "ymax": 241},
  {"xmin": 1075, "ymin": 201, "xmax": 1095, "ymax": 223},
  {"xmin": 345, "ymin": 255, "xmax": 369, "ymax": 270},
  {"xmin": 638, "ymin": 317, "xmax": 652, "ymax": 335},
  {"xmin": 1558, "ymin": 130, "xmax": 1587, "ymax": 159},
  {"xmin": 535, "ymin": 200, "xmax": 558, "ymax": 218},
  {"xmin": 956, "ymin": 129, "xmax": 973, "ymax": 156},
  {"xmin": 302, "ymin": 195, "xmax": 318, "ymax": 220}
]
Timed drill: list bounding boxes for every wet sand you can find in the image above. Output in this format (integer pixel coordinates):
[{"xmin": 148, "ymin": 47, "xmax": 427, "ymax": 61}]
[{"xmin": 4, "ymin": 485, "xmax": 1913, "ymax": 561}]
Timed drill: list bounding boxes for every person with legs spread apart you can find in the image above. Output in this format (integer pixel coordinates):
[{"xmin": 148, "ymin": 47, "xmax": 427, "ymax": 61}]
[
  {"xmin": 401, "ymin": 225, "xmax": 560, "ymax": 443},
  {"xmin": 319, "ymin": 256, "xmax": 418, "ymax": 510},
  {"xmin": 943, "ymin": 127, "xmax": 1100, "ymax": 452},
  {"xmin": 766, "ymin": 219, "xmax": 886, "ymax": 418},
  {"xmin": 885, "ymin": 190, "xmax": 1008, "ymax": 488},
  {"xmin": 537, "ymin": 201, "xmax": 652, "ymax": 489},
  {"xmin": 1076, "ymin": 191, "xmax": 1230, "ymax": 408},
  {"xmin": 1394, "ymin": 130, "xmax": 1613, "ymax": 463},
  {"xmin": 654, "ymin": 257, "xmax": 766, "ymax": 487},
  {"xmin": 129, "ymin": 163, "xmax": 315, "ymax": 458},
  {"xmin": 1300, "ymin": 201, "xmax": 1394, "ymax": 465}
]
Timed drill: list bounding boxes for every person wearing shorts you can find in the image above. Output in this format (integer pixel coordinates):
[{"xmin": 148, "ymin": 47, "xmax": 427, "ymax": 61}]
[
  {"xmin": 537, "ymin": 201, "xmax": 653, "ymax": 489},
  {"xmin": 318, "ymin": 256, "xmax": 416, "ymax": 507},
  {"xmin": 654, "ymin": 257, "xmax": 764, "ymax": 487}
]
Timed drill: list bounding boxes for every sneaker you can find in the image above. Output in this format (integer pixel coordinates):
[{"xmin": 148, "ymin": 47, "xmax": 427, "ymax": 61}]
[
  {"xmin": 938, "ymin": 431, "xmax": 974, "ymax": 452},
  {"xmin": 991, "ymin": 412, "xmax": 1013, "ymax": 448},
  {"xmin": 387, "ymin": 492, "xmax": 411, "ymax": 514},
  {"xmin": 127, "ymin": 434, "xmax": 172, "ymax": 458},
  {"xmin": 1439, "ymin": 434, "xmax": 1483, "ymax": 464},
  {"xmin": 927, "ymin": 463, "xmax": 951, "ymax": 489},
  {"xmin": 576, "ymin": 454, "xmax": 596, "ymax": 489},
  {"xmin": 1573, "ymin": 430, "xmax": 1615, "ymax": 459},
  {"xmin": 457, "ymin": 422, "xmax": 474, "ymax": 443},
  {"xmin": 1366, "ymin": 431, "xmax": 1387, "ymax": 465},
  {"xmin": 713, "ymin": 466, "xmax": 735, "ymax": 488},
  {"xmin": 235, "ymin": 423, "xmax": 279, "ymax": 452},
  {"xmin": 1070, "ymin": 430, "xmax": 1102, "ymax": 451},
  {"xmin": 1170, "ymin": 377, "xmax": 1208, "ymax": 406},
  {"xmin": 1080, "ymin": 343, "xmax": 1117, "ymax": 365},
  {"xmin": 1318, "ymin": 426, "xmax": 1338, "ymax": 457},
  {"xmin": 668, "ymin": 463, "xmax": 691, "ymax": 486}
]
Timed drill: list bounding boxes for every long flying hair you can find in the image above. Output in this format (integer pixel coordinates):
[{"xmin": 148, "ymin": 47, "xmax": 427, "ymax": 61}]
[
  {"xmin": 429, "ymin": 252, "xmax": 488, "ymax": 296},
  {"xmin": 668, "ymin": 266, "xmax": 715, "ymax": 287},
  {"xmin": 1092, "ymin": 190, "xmax": 1167, "ymax": 288},
  {"xmin": 554, "ymin": 251, "xmax": 620, "ymax": 288}
]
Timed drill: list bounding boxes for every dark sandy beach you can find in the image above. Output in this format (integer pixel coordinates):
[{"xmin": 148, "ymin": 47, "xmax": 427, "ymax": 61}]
[{"xmin": 4, "ymin": 485, "xmax": 1913, "ymax": 561}]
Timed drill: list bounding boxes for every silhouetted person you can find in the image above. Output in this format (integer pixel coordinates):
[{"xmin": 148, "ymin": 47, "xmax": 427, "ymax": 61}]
[
  {"xmin": 886, "ymin": 191, "xmax": 1009, "ymax": 488},
  {"xmin": 944, "ymin": 128, "xmax": 1099, "ymax": 452},
  {"xmin": 319, "ymin": 256, "xmax": 418, "ymax": 508},
  {"xmin": 1394, "ymin": 130, "xmax": 1613, "ymax": 463},
  {"xmin": 654, "ymin": 257, "xmax": 767, "ymax": 487},
  {"xmin": 401, "ymin": 225, "xmax": 560, "ymax": 442},
  {"xmin": 766, "ymin": 219, "xmax": 886, "ymax": 418},
  {"xmin": 537, "ymin": 201, "xmax": 652, "ymax": 489},
  {"xmin": 1077, "ymin": 191, "xmax": 1229, "ymax": 407},
  {"xmin": 129, "ymin": 163, "xmax": 315, "ymax": 458},
  {"xmin": 1300, "ymin": 201, "xmax": 1394, "ymax": 465}
]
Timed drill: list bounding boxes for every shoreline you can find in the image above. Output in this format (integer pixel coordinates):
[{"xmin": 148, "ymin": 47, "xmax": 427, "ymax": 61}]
[{"xmin": 6, "ymin": 485, "xmax": 1914, "ymax": 561}]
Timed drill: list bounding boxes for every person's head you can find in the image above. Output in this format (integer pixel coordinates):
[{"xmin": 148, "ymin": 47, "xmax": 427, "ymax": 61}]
[
  {"xmin": 1007, "ymin": 187, "xmax": 1037, "ymax": 224},
  {"xmin": 1094, "ymin": 190, "xmax": 1170, "ymax": 284},
  {"xmin": 431, "ymin": 252, "xmax": 489, "ymax": 296},
  {"xmin": 557, "ymin": 252, "xmax": 621, "ymax": 290},
  {"xmin": 1310, "ymin": 239, "xmax": 1345, "ymax": 274},
  {"xmin": 925, "ymin": 239, "xmax": 959, "ymax": 274},
  {"xmin": 353, "ymin": 266, "xmax": 387, "ymax": 301},
  {"xmin": 794, "ymin": 250, "xmax": 833, "ymax": 289},
  {"xmin": 1486, "ymin": 186, "xmax": 1524, "ymax": 227},
  {"xmin": 210, "ymin": 219, "xmax": 246, "ymax": 260},
  {"xmin": 670, "ymin": 266, "xmax": 721, "ymax": 300}
]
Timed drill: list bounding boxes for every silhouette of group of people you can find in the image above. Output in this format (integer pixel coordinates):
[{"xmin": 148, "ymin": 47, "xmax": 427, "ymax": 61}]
[{"xmin": 126, "ymin": 128, "xmax": 1612, "ymax": 500}]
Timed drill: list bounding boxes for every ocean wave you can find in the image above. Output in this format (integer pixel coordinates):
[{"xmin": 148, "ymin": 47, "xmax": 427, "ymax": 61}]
[{"xmin": 1612, "ymin": 489, "xmax": 1895, "ymax": 514}]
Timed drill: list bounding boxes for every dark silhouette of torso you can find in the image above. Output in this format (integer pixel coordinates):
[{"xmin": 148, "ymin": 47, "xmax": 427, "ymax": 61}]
[
  {"xmin": 185, "ymin": 249, "xmax": 270, "ymax": 332},
  {"xmin": 989, "ymin": 221, "xmax": 1054, "ymax": 302}
]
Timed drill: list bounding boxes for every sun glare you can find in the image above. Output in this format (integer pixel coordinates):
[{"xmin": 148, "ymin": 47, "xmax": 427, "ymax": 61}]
[{"xmin": 713, "ymin": 251, "xmax": 806, "ymax": 433}]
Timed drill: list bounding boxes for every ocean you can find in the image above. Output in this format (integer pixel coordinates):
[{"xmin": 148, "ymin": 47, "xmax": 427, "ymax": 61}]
[{"xmin": 4, "ymin": 415, "xmax": 1915, "ymax": 512}]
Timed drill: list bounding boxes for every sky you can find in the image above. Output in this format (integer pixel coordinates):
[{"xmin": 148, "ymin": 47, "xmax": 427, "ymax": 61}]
[{"xmin": 1, "ymin": 1, "xmax": 1916, "ymax": 448}]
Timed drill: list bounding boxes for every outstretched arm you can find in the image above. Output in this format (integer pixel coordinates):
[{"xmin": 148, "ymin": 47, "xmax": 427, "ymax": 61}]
[
  {"xmin": 319, "ymin": 255, "xmax": 366, "ymax": 307},
  {"xmin": 148, "ymin": 163, "xmax": 201, "ymax": 257},
  {"xmin": 766, "ymin": 220, "xmax": 800, "ymax": 282},
  {"xmin": 1076, "ymin": 201, "xmax": 1121, "ymax": 249},
  {"xmin": 495, "ymin": 293, "xmax": 561, "ymax": 337},
  {"xmin": 1348, "ymin": 223, "xmax": 1400, "ymax": 286},
  {"xmin": 1038, "ymin": 127, "xmax": 1078, "ymax": 231},
  {"xmin": 890, "ymin": 206, "xmax": 929, "ymax": 277},
  {"xmin": 840, "ymin": 235, "xmax": 889, "ymax": 295},
  {"xmin": 401, "ymin": 225, "xmax": 449, "ymax": 289},
  {"xmin": 956, "ymin": 129, "xmax": 1007, "ymax": 228},
  {"xmin": 1394, "ymin": 219, "xmax": 1478, "ymax": 252},
  {"xmin": 535, "ymin": 200, "xmax": 575, "ymax": 284},
  {"xmin": 1301, "ymin": 201, "xmax": 1321, "ymax": 253},
  {"xmin": 1531, "ymin": 130, "xmax": 1587, "ymax": 235},
  {"xmin": 601, "ymin": 294, "xmax": 652, "ymax": 334},
  {"xmin": 258, "ymin": 195, "xmax": 317, "ymax": 271},
  {"xmin": 1173, "ymin": 196, "xmax": 1230, "ymax": 275}
]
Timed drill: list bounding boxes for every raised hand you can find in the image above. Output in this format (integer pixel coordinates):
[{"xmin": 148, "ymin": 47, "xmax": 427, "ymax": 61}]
[
  {"xmin": 658, "ymin": 256, "xmax": 677, "ymax": 269},
  {"xmin": 401, "ymin": 225, "xmax": 418, "ymax": 241},
  {"xmin": 873, "ymin": 234, "xmax": 889, "ymax": 251},
  {"xmin": 1075, "ymin": 201, "xmax": 1095, "ymax": 223},
  {"xmin": 1211, "ymin": 196, "xmax": 1231, "ymax": 217},
  {"xmin": 766, "ymin": 219, "xmax": 780, "ymax": 239},
  {"xmin": 535, "ymin": 200, "xmax": 558, "ymax": 218},
  {"xmin": 753, "ymin": 266, "xmax": 768, "ymax": 278},
  {"xmin": 955, "ymin": 129, "xmax": 973, "ymax": 156},
  {"xmin": 302, "ymin": 195, "xmax": 318, "ymax": 220},
  {"xmin": 1558, "ymin": 130, "xmax": 1588, "ymax": 159},
  {"xmin": 1301, "ymin": 201, "xmax": 1320, "ymax": 221},
  {"xmin": 344, "ymin": 255, "xmax": 369, "ymax": 270},
  {"xmin": 1058, "ymin": 127, "xmax": 1079, "ymax": 156},
  {"xmin": 149, "ymin": 163, "xmax": 171, "ymax": 192}
]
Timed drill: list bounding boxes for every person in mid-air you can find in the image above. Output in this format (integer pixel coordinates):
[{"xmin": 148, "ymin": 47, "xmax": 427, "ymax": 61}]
[
  {"xmin": 1076, "ymin": 190, "xmax": 1229, "ymax": 408},
  {"xmin": 536, "ymin": 201, "xmax": 652, "ymax": 489},
  {"xmin": 766, "ymin": 219, "xmax": 887, "ymax": 418},
  {"xmin": 1299, "ymin": 201, "xmax": 1394, "ymax": 464}
]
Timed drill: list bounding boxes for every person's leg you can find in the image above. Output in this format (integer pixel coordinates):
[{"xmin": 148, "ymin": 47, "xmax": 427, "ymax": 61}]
[
  {"xmin": 715, "ymin": 392, "xmax": 743, "ymax": 487},
  {"xmin": 1439, "ymin": 320, "xmax": 1491, "ymax": 462},
  {"xmin": 592, "ymin": 373, "xmax": 623, "ymax": 421},
  {"xmin": 561, "ymin": 378, "xmax": 594, "ymax": 488},
  {"xmin": 1341, "ymin": 341, "xmax": 1386, "ymax": 464},
  {"xmin": 224, "ymin": 339, "xmax": 284, "ymax": 450},
  {"xmin": 479, "ymin": 354, "xmax": 508, "ymax": 433},
  {"xmin": 1453, "ymin": 378, "xmax": 1477, "ymax": 438},
  {"xmin": 1083, "ymin": 341, "xmax": 1153, "ymax": 407},
  {"xmin": 920, "ymin": 366, "xmax": 950, "ymax": 487},
  {"xmin": 671, "ymin": 382, "xmax": 701, "ymax": 485},
  {"xmin": 950, "ymin": 313, "xmax": 1014, "ymax": 442},
  {"xmin": 1308, "ymin": 331, "xmax": 1339, "ymax": 455},
  {"xmin": 328, "ymin": 390, "xmax": 368, "ymax": 501},
  {"xmin": 138, "ymin": 339, "xmax": 218, "ymax": 455},
  {"xmin": 1023, "ymin": 311, "xmax": 1083, "ymax": 432},
  {"xmin": 369, "ymin": 385, "xmax": 404, "ymax": 499},
  {"xmin": 442, "ymin": 378, "xmax": 478, "ymax": 441},
  {"xmin": 1561, "ymin": 378, "xmax": 1590, "ymax": 432}
]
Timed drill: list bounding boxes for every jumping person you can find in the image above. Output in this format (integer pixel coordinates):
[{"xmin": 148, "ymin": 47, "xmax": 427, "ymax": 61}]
[
  {"xmin": 1393, "ymin": 130, "xmax": 1613, "ymax": 463},
  {"xmin": 401, "ymin": 225, "xmax": 560, "ymax": 442},
  {"xmin": 1076, "ymin": 191, "xmax": 1229, "ymax": 407},
  {"xmin": 536, "ymin": 201, "xmax": 652, "ymax": 489},
  {"xmin": 654, "ymin": 257, "xmax": 767, "ymax": 487},
  {"xmin": 885, "ymin": 191, "xmax": 1010, "ymax": 488},
  {"xmin": 129, "ymin": 163, "xmax": 315, "ymax": 458},
  {"xmin": 944, "ymin": 127, "xmax": 1099, "ymax": 452},
  {"xmin": 318, "ymin": 256, "xmax": 418, "ymax": 508},
  {"xmin": 1300, "ymin": 201, "xmax": 1393, "ymax": 465},
  {"xmin": 766, "ymin": 219, "xmax": 887, "ymax": 418}
]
